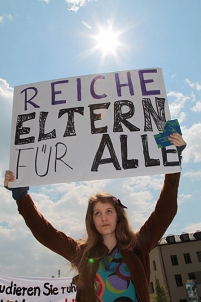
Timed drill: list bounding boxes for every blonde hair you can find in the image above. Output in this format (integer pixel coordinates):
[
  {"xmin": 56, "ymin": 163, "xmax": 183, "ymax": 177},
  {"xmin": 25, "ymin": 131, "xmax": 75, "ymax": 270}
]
[{"xmin": 72, "ymin": 192, "xmax": 137, "ymax": 286}]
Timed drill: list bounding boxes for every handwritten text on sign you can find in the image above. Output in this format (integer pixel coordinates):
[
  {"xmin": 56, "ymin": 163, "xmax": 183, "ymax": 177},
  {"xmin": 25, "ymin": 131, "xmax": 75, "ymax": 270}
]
[{"xmin": 9, "ymin": 68, "xmax": 181, "ymax": 187}]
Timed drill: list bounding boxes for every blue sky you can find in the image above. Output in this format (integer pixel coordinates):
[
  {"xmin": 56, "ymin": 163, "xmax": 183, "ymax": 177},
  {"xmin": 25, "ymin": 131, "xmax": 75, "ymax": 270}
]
[{"xmin": 0, "ymin": 0, "xmax": 201, "ymax": 278}]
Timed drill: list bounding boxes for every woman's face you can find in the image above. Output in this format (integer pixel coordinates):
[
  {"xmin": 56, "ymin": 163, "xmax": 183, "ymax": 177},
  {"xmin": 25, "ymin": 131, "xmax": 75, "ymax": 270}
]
[{"xmin": 92, "ymin": 201, "xmax": 118, "ymax": 238}]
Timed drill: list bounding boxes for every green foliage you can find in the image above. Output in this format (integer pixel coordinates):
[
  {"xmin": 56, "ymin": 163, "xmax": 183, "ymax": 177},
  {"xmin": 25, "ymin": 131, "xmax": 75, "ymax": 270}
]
[{"xmin": 154, "ymin": 276, "xmax": 170, "ymax": 302}]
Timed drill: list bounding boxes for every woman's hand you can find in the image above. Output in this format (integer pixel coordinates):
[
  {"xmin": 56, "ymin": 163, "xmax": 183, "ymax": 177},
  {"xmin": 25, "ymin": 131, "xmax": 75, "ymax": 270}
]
[
  {"xmin": 4, "ymin": 170, "xmax": 29, "ymax": 200},
  {"xmin": 168, "ymin": 133, "xmax": 186, "ymax": 147},
  {"xmin": 4, "ymin": 170, "xmax": 15, "ymax": 187}
]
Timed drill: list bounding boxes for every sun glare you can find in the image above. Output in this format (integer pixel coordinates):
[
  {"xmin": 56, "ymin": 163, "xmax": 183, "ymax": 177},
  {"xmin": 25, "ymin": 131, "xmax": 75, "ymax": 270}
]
[
  {"xmin": 95, "ymin": 29, "xmax": 119, "ymax": 55},
  {"xmin": 79, "ymin": 21, "xmax": 129, "ymax": 64}
]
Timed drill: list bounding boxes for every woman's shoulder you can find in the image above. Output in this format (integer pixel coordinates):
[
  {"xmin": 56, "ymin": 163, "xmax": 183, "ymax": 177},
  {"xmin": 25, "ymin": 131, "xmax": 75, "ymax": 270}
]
[{"xmin": 76, "ymin": 239, "xmax": 86, "ymax": 247}]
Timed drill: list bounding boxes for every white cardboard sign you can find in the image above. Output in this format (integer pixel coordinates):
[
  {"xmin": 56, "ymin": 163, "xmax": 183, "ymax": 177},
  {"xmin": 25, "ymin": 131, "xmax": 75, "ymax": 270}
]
[
  {"xmin": 0, "ymin": 275, "xmax": 76, "ymax": 301},
  {"xmin": 9, "ymin": 68, "xmax": 181, "ymax": 187}
]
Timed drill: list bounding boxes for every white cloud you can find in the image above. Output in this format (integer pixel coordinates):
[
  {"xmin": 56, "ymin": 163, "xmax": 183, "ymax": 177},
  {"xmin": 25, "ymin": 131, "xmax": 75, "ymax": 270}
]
[
  {"xmin": 191, "ymin": 101, "xmax": 201, "ymax": 112},
  {"xmin": 184, "ymin": 170, "xmax": 201, "ymax": 181},
  {"xmin": 7, "ymin": 14, "xmax": 13, "ymax": 21},
  {"xmin": 177, "ymin": 111, "xmax": 186, "ymax": 123},
  {"xmin": 191, "ymin": 92, "xmax": 196, "ymax": 102},
  {"xmin": 65, "ymin": 0, "xmax": 96, "ymax": 12},
  {"xmin": 183, "ymin": 222, "xmax": 201, "ymax": 233},
  {"xmin": 0, "ymin": 78, "xmax": 13, "ymax": 100},
  {"xmin": 186, "ymin": 78, "xmax": 201, "ymax": 91},
  {"xmin": 0, "ymin": 79, "xmax": 13, "ymax": 172},
  {"xmin": 167, "ymin": 91, "xmax": 190, "ymax": 122},
  {"xmin": 182, "ymin": 124, "xmax": 201, "ymax": 163},
  {"xmin": 48, "ymin": 175, "xmax": 164, "ymax": 232},
  {"xmin": 0, "ymin": 14, "xmax": 13, "ymax": 24},
  {"xmin": 177, "ymin": 193, "xmax": 191, "ymax": 206},
  {"xmin": 39, "ymin": 0, "xmax": 50, "ymax": 3}
]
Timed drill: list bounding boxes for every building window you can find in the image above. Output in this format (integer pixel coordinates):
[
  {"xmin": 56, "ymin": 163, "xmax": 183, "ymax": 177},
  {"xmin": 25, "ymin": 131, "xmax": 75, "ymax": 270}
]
[
  {"xmin": 175, "ymin": 274, "xmax": 183, "ymax": 287},
  {"xmin": 153, "ymin": 260, "xmax": 157, "ymax": 271},
  {"xmin": 149, "ymin": 281, "xmax": 154, "ymax": 294},
  {"xmin": 171, "ymin": 255, "xmax": 179, "ymax": 266},
  {"xmin": 188, "ymin": 272, "xmax": 196, "ymax": 280},
  {"xmin": 184, "ymin": 253, "xmax": 192, "ymax": 264},
  {"xmin": 180, "ymin": 233, "xmax": 189, "ymax": 241},
  {"xmin": 196, "ymin": 251, "xmax": 201, "ymax": 262},
  {"xmin": 166, "ymin": 235, "xmax": 175, "ymax": 243},
  {"xmin": 194, "ymin": 231, "xmax": 201, "ymax": 240}
]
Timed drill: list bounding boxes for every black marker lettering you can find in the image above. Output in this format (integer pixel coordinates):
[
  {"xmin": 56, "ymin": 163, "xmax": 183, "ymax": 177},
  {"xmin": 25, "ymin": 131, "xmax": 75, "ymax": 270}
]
[
  {"xmin": 38, "ymin": 111, "xmax": 56, "ymax": 141},
  {"xmin": 141, "ymin": 134, "xmax": 160, "ymax": 167},
  {"xmin": 113, "ymin": 100, "xmax": 140, "ymax": 132},
  {"xmin": 15, "ymin": 113, "xmax": 36, "ymax": 145},
  {"xmin": 142, "ymin": 97, "xmax": 166, "ymax": 131},
  {"xmin": 120, "ymin": 135, "xmax": 138, "ymax": 169},
  {"xmin": 58, "ymin": 107, "xmax": 84, "ymax": 137},
  {"xmin": 89, "ymin": 103, "xmax": 110, "ymax": 134},
  {"xmin": 91, "ymin": 134, "xmax": 121, "ymax": 171}
]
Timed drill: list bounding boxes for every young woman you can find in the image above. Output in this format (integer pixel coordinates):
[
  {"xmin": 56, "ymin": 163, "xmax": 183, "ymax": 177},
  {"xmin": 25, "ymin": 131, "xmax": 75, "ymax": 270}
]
[{"xmin": 4, "ymin": 133, "xmax": 186, "ymax": 302}]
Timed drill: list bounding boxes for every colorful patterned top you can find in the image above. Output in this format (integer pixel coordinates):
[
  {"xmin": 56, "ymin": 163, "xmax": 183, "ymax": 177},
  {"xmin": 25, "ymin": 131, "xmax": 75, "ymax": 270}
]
[{"xmin": 94, "ymin": 246, "xmax": 138, "ymax": 302}]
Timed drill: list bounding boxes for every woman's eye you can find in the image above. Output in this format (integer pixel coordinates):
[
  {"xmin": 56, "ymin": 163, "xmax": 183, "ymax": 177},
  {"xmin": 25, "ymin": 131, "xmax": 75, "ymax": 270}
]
[
  {"xmin": 94, "ymin": 212, "xmax": 100, "ymax": 216},
  {"xmin": 107, "ymin": 209, "xmax": 113, "ymax": 214}
]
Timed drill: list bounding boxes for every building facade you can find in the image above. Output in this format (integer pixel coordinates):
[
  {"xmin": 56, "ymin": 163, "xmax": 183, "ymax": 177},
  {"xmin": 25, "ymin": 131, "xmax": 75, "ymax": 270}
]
[{"xmin": 149, "ymin": 230, "xmax": 201, "ymax": 302}]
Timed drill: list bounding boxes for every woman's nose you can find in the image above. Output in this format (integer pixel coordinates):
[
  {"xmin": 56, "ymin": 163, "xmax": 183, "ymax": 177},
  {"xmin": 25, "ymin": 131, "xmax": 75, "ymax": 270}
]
[{"xmin": 101, "ymin": 214, "xmax": 106, "ymax": 221}]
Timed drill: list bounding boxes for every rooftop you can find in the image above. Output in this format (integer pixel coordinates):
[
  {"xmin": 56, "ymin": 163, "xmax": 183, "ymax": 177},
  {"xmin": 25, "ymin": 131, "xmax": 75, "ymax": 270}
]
[{"xmin": 157, "ymin": 230, "xmax": 201, "ymax": 245}]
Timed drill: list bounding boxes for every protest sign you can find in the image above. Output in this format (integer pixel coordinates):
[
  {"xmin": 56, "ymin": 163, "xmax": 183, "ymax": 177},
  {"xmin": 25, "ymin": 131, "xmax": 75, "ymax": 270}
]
[
  {"xmin": 0, "ymin": 275, "xmax": 76, "ymax": 302},
  {"xmin": 9, "ymin": 68, "xmax": 181, "ymax": 187}
]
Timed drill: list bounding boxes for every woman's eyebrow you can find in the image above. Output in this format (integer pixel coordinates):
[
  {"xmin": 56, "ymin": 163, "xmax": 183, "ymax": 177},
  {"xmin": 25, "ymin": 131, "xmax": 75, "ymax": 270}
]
[{"xmin": 94, "ymin": 207, "xmax": 114, "ymax": 212}]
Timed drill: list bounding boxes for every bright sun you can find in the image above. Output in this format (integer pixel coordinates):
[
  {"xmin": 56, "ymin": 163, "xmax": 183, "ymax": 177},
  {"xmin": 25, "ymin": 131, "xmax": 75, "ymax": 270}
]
[{"xmin": 95, "ymin": 29, "xmax": 120, "ymax": 55}]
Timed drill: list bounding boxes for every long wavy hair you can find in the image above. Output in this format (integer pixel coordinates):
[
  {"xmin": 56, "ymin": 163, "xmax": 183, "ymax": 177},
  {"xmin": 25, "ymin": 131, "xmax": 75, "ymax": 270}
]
[{"xmin": 71, "ymin": 192, "xmax": 137, "ymax": 287}]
